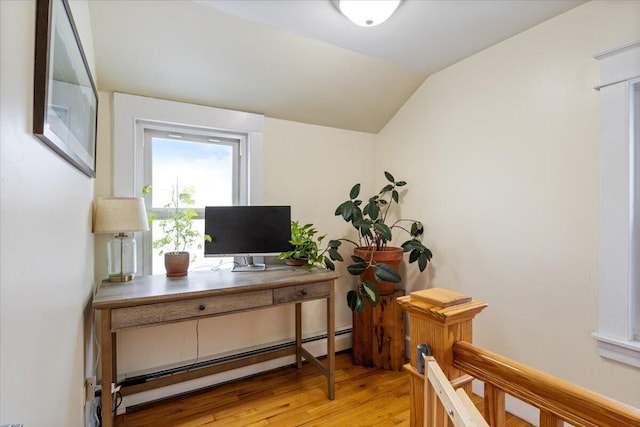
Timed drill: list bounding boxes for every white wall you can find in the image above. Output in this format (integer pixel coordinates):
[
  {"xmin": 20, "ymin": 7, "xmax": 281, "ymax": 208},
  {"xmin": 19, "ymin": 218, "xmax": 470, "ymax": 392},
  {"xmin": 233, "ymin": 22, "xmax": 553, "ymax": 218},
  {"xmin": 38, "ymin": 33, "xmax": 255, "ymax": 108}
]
[
  {"xmin": 378, "ymin": 0, "xmax": 640, "ymax": 408},
  {"xmin": 264, "ymin": 117, "xmax": 377, "ymax": 329},
  {"xmin": 0, "ymin": 0, "xmax": 97, "ymax": 425}
]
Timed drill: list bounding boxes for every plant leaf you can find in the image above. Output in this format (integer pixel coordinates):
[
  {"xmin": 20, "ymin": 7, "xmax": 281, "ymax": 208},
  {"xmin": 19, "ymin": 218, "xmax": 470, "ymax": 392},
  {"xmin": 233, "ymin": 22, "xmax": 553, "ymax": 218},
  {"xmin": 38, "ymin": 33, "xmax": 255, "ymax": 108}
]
[
  {"xmin": 392, "ymin": 190, "xmax": 399, "ymax": 204},
  {"xmin": 328, "ymin": 240, "xmax": 342, "ymax": 248},
  {"xmin": 384, "ymin": 171, "xmax": 395, "ymax": 183},
  {"xmin": 380, "ymin": 184, "xmax": 393, "ymax": 193},
  {"xmin": 350, "ymin": 183, "xmax": 361, "ymax": 200},
  {"xmin": 351, "ymin": 255, "xmax": 365, "ymax": 264},
  {"xmin": 418, "ymin": 252, "xmax": 430, "ymax": 271},
  {"xmin": 411, "ymin": 221, "xmax": 424, "ymax": 236},
  {"xmin": 369, "ymin": 203, "xmax": 380, "ymax": 220},
  {"xmin": 354, "ymin": 218, "xmax": 372, "ymax": 230},
  {"xmin": 374, "ymin": 223, "xmax": 392, "ymax": 241},
  {"xmin": 324, "ymin": 257, "xmax": 335, "ymax": 270},
  {"xmin": 402, "ymin": 239, "xmax": 425, "ymax": 252},
  {"xmin": 328, "ymin": 248, "xmax": 343, "ymax": 262},
  {"xmin": 334, "ymin": 201, "xmax": 350, "ymax": 217},
  {"xmin": 347, "ymin": 262, "xmax": 367, "ymax": 276},
  {"xmin": 396, "ymin": 181, "xmax": 407, "ymax": 186},
  {"xmin": 373, "ymin": 263, "xmax": 401, "ymax": 283},
  {"xmin": 345, "ymin": 202, "xmax": 358, "ymax": 221},
  {"xmin": 361, "ymin": 280, "xmax": 379, "ymax": 306},
  {"xmin": 409, "ymin": 249, "xmax": 420, "ymax": 263},
  {"xmin": 347, "ymin": 290, "xmax": 361, "ymax": 311}
]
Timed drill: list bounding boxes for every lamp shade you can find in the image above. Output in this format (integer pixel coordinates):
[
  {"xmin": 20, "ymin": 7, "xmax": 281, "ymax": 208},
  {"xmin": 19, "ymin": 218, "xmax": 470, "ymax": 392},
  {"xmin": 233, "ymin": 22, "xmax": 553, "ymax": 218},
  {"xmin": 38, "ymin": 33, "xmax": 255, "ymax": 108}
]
[
  {"xmin": 93, "ymin": 197, "xmax": 149, "ymax": 234},
  {"xmin": 339, "ymin": 0, "xmax": 401, "ymax": 27}
]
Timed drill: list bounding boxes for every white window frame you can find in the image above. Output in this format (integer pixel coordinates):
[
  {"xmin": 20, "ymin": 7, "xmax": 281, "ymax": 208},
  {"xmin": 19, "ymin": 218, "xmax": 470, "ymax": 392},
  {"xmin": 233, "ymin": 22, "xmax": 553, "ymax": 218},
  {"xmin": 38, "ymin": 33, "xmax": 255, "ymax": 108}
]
[
  {"xmin": 593, "ymin": 40, "xmax": 640, "ymax": 368},
  {"xmin": 112, "ymin": 92, "xmax": 264, "ymax": 275}
]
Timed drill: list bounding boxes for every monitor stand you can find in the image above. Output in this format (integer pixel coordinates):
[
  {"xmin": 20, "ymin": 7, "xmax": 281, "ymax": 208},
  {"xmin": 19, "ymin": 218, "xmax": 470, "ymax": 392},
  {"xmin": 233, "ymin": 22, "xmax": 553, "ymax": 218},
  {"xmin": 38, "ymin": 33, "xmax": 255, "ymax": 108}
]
[{"xmin": 232, "ymin": 256, "xmax": 266, "ymax": 272}]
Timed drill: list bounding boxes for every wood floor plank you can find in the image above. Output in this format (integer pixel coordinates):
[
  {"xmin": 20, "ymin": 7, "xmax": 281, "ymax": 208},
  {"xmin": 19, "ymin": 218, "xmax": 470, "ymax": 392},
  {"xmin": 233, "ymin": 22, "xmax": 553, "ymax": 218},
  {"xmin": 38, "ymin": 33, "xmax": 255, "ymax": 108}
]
[{"xmin": 115, "ymin": 352, "xmax": 532, "ymax": 427}]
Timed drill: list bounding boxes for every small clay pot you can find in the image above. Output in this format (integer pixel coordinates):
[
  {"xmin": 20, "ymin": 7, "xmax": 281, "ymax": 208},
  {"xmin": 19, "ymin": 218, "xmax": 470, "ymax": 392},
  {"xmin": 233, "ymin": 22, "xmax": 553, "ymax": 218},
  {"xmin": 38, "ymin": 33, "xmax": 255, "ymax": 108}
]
[
  {"xmin": 164, "ymin": 252, "xmax": 190, "ymax": 277},
  {"xmin": 285, "ymin": 258, "xmax": 309, "ymax": 267}
]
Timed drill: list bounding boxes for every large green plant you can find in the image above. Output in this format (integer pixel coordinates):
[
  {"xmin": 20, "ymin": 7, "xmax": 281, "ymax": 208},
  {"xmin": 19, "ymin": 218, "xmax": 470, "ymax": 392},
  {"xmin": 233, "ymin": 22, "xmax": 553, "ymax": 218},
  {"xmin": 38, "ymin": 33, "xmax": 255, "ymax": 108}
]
[
  {"xmin": 324, "ymin": 172, "xmax": 432, "ymax": 312},
  {"xmin": 142, "ymin": 183, "xmax": 211, "ymax": 256},
  {"xmin": 278, "ymin": 221, "xmax": 326, "ymax": 270}
]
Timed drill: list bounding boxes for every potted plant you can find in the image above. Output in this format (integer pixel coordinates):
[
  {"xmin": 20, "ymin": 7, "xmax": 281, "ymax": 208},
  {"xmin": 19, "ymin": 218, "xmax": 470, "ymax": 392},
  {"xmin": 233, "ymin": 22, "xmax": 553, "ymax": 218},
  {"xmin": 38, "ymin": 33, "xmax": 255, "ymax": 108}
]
[
  {"xmin": 324, "ymin": 171, "xmax": 432, "ymax": 312},
  {"xmin": 278, "ymin": 221, "xmax": 326, "ymax": 269},
  {"xmin": 142, "ymin": 182, "xmax": 211, "ymax": 277}
]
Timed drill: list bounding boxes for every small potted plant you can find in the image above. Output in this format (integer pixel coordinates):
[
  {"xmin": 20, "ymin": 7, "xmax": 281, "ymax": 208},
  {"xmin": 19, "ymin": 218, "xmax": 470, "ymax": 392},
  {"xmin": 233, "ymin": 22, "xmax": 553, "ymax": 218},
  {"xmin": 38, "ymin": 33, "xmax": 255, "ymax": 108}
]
[
  {"xmin": 142, "ymin": 182, "xmax": 211, "ymax": 277},
  {"xmin": 324, "ymin": 171, "xmax": 433, "ymax": 312},
  {"xmin": 278, "ymin": 221, "xmax": 326, "ymax": 269}
]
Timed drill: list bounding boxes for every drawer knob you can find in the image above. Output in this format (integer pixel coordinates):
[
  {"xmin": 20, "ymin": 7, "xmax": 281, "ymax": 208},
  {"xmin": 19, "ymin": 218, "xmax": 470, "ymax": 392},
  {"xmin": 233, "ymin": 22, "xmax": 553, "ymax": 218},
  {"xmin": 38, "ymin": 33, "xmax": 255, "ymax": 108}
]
[
  {"xmin": 199, "ymin": 304, "xmax": 206, "ymax": 311},
  {"xmin": 301, "ymin": 289, "xmax": 307, "ymax": 296}
]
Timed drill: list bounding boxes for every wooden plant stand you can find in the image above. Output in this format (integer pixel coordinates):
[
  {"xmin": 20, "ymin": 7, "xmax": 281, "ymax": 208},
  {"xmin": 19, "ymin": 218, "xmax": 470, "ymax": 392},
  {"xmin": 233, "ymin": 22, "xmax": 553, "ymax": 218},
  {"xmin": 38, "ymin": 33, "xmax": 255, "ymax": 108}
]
[{"xmin": 352, "ymin": 289, "xmax": 405, "ymax": 371}]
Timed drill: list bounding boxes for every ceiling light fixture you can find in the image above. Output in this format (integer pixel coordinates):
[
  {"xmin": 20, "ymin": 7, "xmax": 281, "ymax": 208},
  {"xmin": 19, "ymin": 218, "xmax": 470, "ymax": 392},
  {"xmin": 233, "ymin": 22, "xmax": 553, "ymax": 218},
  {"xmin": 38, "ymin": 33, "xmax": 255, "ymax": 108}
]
[{"xmin": 338, "ymin": 0, "xmax": 401, "ymax": 27}]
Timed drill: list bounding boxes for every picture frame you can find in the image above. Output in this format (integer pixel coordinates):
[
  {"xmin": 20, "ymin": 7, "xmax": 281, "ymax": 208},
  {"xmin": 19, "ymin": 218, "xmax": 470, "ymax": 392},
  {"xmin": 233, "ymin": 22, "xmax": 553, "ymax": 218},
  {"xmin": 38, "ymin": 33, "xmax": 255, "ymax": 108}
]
[{"xmin": 33, "ymin": 0, "xmax": 98, "ymax": 178}]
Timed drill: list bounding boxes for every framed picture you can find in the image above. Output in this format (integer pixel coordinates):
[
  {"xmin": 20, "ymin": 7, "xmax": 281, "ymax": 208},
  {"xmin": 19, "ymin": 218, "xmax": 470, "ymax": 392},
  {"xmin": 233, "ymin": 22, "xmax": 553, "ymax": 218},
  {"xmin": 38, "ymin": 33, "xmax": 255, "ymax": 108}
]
[{"xmin": 33, "ymin": 0, "xmax": 98, "ymax": 178}]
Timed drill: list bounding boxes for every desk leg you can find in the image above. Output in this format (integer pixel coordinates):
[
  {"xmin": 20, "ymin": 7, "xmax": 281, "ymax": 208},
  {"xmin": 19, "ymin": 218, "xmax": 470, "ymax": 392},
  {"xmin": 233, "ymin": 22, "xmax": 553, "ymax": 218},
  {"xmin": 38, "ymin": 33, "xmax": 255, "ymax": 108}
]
[
  {"xmin": 295, "ymin": 302, "xmax": 302, "ymax": 368},
  {"xmin": 100, "ymin": 309, "xmax": 114, "ymax": 427},
  {"xmin": 112, "ymin": 332, "xmax": 117, "ymax": 384},
  {"xmin": 327, "ymin": 283, "xmax": 335, "ymax": 400}
]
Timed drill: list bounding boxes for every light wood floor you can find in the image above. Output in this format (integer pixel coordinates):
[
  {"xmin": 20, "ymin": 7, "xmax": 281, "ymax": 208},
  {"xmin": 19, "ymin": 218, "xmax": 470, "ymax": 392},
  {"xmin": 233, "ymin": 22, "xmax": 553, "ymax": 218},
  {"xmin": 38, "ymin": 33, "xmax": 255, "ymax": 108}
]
[{"xmin": 115, "ymin": 352, "xmax": 532, "ymax": 427}]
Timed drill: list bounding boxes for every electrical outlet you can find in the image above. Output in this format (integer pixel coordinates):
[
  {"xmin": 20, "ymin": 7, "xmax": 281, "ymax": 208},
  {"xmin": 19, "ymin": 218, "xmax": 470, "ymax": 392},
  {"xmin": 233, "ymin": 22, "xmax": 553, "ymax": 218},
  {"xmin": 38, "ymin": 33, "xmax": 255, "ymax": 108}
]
[{"xmin": 85, "ymin": 377, "xmax": 96, "ymax": 403}]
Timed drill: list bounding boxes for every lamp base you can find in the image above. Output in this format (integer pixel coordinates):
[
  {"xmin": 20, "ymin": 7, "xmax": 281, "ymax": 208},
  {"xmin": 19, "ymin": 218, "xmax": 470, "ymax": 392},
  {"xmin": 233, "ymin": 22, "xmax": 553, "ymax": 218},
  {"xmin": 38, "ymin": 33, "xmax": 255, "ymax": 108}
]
[
  {"xmin": 108, "ymin": 273, "xmax": 133, "ymax": 283},
  {"xmin": 107, "ymin": 233, "xmax": 137, "ymax": 283}
]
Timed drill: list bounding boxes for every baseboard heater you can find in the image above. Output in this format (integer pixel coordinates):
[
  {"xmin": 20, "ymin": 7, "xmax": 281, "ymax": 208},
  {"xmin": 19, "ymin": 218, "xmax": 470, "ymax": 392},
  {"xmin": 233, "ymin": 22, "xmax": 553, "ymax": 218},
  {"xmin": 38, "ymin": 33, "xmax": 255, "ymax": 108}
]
[{"xmin": 117, "ymin": 328, "xmax": 352, "ymax": 394}]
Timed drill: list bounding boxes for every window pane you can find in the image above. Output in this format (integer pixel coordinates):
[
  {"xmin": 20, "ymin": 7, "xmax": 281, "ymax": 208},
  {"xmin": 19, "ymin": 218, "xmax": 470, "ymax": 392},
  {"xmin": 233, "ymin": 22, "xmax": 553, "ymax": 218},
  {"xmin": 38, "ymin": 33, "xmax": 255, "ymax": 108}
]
[{"xmin": 151, "ymin": 137, "xmax": 234, "ymax": 208}]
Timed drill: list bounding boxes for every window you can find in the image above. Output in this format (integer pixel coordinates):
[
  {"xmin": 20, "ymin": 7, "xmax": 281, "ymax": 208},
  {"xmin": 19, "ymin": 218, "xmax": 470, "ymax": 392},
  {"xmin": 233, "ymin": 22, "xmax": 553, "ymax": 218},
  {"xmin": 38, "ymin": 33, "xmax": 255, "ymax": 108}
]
[
  {"xmin": 142, "ymin": 127, "xmax": 245, "ymax": 274},
  {"xmin": 112, "ymin": 92, "xmax": 265, "ymax": 275},
  {"xmin": 593, "ymin": 41, "xmax": 640, "ymax": 368}
]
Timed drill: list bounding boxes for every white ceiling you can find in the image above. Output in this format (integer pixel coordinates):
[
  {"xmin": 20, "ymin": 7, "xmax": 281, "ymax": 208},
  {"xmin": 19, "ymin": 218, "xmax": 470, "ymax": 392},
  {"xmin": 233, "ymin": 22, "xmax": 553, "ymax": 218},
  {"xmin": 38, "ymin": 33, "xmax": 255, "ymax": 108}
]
[{"xmin": 89, "ymin": 0, "xmax": 585, "ymax": 133}]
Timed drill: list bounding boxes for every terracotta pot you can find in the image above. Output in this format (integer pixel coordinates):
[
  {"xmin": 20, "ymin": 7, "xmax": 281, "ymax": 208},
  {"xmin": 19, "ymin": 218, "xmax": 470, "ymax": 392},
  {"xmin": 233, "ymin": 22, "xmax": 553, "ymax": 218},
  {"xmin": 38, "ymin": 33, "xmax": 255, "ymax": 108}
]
[
  {"xmin": 164, "ymin": 252, "xmax": 190, "ymax": 277},
  {"xmin": 353, "ymin": 246, "xmax": 403, "ymax": 295},
  {"xmin": 285, "ymin": 258, "xmax": 309, "ymax": 267}
]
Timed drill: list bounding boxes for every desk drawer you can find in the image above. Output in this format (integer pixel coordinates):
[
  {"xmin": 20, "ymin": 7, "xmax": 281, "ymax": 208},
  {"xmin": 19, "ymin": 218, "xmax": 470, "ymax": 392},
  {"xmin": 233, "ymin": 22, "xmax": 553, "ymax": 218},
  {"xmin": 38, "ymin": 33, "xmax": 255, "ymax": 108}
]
[
  {"xmin": 273, "ymin": 281, "xmax": 331, "ymax": 304},
  {"xmin": 111, "ymin": 289, "xmax": 273, "ymax": 330}
]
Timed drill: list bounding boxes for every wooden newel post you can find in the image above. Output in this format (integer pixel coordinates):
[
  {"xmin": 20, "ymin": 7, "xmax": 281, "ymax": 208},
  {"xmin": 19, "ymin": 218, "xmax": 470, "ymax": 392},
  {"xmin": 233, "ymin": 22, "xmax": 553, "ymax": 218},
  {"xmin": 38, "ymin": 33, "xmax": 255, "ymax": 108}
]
[{"xmin": 397, "ymin": 288, "xmax": 487, "ymax": 427}]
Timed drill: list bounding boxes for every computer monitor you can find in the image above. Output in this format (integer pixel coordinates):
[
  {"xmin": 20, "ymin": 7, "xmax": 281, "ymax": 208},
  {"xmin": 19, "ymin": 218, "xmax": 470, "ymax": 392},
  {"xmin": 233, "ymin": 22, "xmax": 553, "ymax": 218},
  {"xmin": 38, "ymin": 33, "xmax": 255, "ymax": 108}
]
[{"xmin": 204, "ymin": 205, "xmax": 291, "ymax": 271}]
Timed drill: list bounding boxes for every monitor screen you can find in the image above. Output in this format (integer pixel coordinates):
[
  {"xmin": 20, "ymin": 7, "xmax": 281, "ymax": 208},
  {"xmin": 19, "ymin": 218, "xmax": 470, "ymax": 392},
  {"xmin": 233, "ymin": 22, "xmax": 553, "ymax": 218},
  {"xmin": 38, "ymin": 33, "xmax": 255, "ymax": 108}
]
[{"xmin": 204, "ymin": 206, "xmax": 291, "ymax": 257}]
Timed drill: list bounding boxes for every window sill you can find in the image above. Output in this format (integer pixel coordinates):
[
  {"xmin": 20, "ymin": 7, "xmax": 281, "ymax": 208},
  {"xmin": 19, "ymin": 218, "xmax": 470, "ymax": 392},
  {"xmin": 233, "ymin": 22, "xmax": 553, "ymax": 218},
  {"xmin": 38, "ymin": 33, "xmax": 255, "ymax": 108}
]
[{"xmin": 592, "ymin": 332, "xmax": 640, "ymax": 369}]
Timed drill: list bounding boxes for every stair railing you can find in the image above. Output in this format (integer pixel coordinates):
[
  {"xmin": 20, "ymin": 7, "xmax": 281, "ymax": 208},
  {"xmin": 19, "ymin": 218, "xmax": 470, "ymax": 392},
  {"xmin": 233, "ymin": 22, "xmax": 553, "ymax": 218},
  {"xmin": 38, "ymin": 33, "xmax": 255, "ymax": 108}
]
[
  {"xmin": 398, "ymin": 288, "xmax": 640, "ymax": 427},
  {"xmin": 452, "ymin": 340, "xmax": 640, "ymax": 427}
]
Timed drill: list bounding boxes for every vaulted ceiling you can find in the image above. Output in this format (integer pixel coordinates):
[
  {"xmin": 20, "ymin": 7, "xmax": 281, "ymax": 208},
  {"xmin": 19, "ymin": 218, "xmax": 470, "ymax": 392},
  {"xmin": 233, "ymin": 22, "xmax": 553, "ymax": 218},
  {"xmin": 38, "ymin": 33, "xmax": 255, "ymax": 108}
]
[{"xmin": 88, "ymin": 0, "xmax": 584, "ymax": 133}]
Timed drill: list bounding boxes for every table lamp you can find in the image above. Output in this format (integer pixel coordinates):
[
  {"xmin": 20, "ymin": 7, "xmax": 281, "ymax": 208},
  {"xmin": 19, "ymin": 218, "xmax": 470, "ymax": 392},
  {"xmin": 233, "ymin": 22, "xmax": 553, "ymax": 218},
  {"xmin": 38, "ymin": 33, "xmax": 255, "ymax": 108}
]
[{"xmin": 93, "ymin": 197, "xmax": 149, "ymax": 282}]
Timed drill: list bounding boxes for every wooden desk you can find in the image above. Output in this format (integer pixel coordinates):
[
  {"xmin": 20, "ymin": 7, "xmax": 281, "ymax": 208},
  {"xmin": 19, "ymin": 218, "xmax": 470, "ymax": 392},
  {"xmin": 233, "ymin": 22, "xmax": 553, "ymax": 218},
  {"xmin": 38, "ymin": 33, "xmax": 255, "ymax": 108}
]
[{"xmin": 93, "ymin": 268, "xmax": 340, "ymax": 427}]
